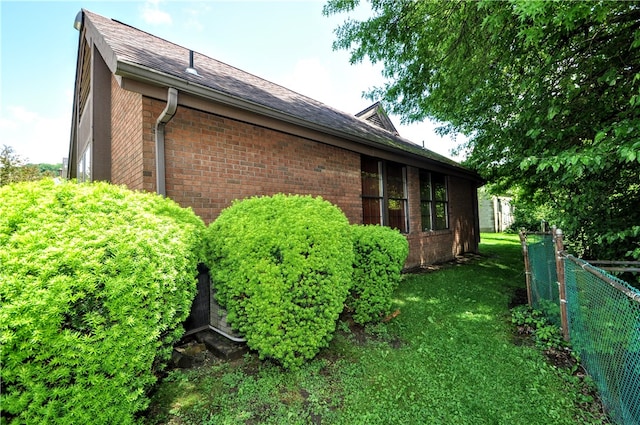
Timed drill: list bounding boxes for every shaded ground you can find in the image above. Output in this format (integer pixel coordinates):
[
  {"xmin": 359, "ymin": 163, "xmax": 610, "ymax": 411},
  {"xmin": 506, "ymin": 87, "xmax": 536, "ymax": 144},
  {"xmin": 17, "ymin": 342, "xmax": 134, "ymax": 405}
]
[{"xmin": 148, "ymin": 236, "xmax": 609, "ymax": 425}]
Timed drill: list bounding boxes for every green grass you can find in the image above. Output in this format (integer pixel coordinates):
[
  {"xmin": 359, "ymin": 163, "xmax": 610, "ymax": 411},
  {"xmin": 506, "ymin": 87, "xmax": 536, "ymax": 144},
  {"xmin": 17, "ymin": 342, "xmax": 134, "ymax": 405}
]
[{"xmin": 144, "ymin": 233, "xmax": 605, "ymax": 425}]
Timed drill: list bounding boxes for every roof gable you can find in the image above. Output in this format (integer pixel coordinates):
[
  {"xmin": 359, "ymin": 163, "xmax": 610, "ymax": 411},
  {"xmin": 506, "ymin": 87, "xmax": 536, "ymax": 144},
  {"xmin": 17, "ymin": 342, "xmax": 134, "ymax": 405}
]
[
  {"xmin": 79, "ymin": 9, "xmax": 479, "ymax": 179},
  {"xmin": 355, "ymin": 102, "xmax": 398, "ymax": 135}
]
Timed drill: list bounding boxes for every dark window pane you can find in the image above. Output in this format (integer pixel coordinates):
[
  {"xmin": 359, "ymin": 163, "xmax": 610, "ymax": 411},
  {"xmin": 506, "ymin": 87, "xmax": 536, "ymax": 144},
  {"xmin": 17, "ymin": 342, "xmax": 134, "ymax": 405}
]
[
  {"xmin": 434, "ymin": 202, "xmax": 448, "ymax": 230},
  {"xmin": 388, "ymin": 198, "xmax": 407, "ymax": 233},
  {"xmin": 363, "ymin": 197, "xmax": 382, "ymax": 225},
  {"xmin": 386, "ymin": 163, "xmax": 405, "ymax": 199},
  {"xmin": 432, "ymin": 173, "xmax": 447, "ymax": 201},
  {"xmin": 361, "ymin": 157, "xmax": 381, "ymax": 197},
  {"xmin": 419, "ymin": 171, "xmax": 432, "ymax": 201},
  {"xmin": 421, "ymin": 201, "xmax": 432, "ymax": 231},
  {"xmin": 419, "ymin": 171, "xmax": 449, "ymax": 231}
]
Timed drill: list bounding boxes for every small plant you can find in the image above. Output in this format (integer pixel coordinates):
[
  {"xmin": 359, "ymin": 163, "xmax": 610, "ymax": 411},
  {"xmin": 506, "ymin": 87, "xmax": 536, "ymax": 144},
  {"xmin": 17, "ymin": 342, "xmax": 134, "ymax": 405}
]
[
  {"xmin": 205, "ymin": 194, "xmax": 354, "ymax": 369},
  {"xmin": 364, "ymin": 321, "xmax": 393, "ymax": 342},
  {"xmin": 511, "ymin": 305, "xmax": 566, "ymax": 350},
  {"xmin": 348, "ymin": 225, "xmax": 408, "ymax": 325}
]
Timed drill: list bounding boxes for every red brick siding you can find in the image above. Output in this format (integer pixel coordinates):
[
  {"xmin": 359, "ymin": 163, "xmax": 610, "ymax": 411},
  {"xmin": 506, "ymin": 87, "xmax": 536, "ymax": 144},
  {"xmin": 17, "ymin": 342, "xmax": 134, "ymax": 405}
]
[
  {"xmin": 141, "ymin": 97, "xmax": 160, "ymax": 193},
  {"xmin": 111, "ymin": 77, "xmax": 144, "ymax": 189},
  {"xmin": 124, "ymin": 95, "xmax": 478, "ymax": 268},
  {"xmin": 405, "ymin": 172, "xmax": 479, "ymax": 267},
  {"xmin": 448, "ymin": 175, "xmax": 480, "ymax": 254},
  {"xmin": 140, "ymin": 98, "xmax": 362, "ymax": 224}
]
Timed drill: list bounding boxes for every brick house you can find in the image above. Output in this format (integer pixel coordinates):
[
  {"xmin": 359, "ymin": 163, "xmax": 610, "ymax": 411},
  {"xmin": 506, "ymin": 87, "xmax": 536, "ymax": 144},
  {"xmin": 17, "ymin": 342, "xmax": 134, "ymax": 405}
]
[{"xmin": 68, "ymin": 9, "xmax": 484, "ymax": 269}]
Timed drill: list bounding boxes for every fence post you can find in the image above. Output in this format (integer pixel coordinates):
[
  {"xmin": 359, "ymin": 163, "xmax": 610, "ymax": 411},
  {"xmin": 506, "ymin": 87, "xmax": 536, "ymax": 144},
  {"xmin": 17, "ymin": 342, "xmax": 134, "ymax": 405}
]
[
  {"xmin": 519, "ymin": 229, "xmax": 533, "ymax": 307},
  {"xmin": 554, "ymin": 228, "xmax": 570, "ymax": 341}
]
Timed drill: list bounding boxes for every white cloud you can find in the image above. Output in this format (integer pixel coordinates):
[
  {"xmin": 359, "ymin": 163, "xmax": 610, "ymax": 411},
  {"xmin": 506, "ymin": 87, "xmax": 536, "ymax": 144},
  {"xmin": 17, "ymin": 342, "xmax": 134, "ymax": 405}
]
[
  {"xmin": 0, "ymin": 105, "xmax": 70, "ymax": 164},
  {"xmin": 140, "ymin": 0, "xmax": 172, "ymax": 26}
]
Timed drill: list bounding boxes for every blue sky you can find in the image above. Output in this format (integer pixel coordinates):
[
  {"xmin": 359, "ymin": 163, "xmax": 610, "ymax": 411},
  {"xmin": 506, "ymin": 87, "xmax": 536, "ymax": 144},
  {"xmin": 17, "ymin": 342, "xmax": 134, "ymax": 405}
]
[{"xmin": 1, "ymin": 0, "xmax": 463, "ymax": 164}]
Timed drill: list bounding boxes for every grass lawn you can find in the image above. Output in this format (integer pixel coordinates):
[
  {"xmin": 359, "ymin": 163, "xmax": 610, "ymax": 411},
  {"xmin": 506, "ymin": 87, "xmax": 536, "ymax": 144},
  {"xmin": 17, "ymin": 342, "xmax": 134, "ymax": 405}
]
[{"xmin": 145, "ymin": 233, "xmax": 606, "ymax": 425}]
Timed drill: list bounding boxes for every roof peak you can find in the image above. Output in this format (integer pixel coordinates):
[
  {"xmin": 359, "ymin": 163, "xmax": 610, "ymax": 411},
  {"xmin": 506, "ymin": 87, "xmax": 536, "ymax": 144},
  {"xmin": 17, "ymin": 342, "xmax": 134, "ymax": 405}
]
[
  {"xmin": 76, "ymin": 9, "xmax": 478, "ymax": 177},
  {"xmin": 355, "ymin": 102, "xmax": 399, "ymax": 135}
]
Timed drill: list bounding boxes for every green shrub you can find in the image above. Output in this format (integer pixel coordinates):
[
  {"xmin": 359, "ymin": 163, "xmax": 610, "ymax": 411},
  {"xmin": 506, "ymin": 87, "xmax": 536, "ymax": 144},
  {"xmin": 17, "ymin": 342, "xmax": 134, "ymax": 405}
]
[
  {"xmin": 348, "ymin": 225, "xmax": 409, "ymax": 324},
  {"xmin": 205, "ymin": 194, "xmax": 353, "ymax": 369},
  {"xmin": 0, "ymin": 179, "xmax": 205, "ymax": 424},
  {"xmin": 511, "ymin": 305, "xmax": 566, "ymax": 350}
]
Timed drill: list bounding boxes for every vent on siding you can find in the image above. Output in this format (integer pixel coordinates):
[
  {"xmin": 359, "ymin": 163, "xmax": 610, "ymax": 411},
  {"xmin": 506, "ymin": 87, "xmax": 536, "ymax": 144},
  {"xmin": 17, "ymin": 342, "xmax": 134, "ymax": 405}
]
[
  {"xmin": 365, "ymin": 113, "xmax": 385, "ymax": 128},
  {"xmin": 355, "ymin": 102, "xmax": 399, "ymax": 135}
]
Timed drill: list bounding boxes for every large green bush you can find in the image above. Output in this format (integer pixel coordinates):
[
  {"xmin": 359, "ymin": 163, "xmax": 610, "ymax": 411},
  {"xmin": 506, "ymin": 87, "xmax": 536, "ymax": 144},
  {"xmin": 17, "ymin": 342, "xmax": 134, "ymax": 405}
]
[
  {"xmin": 205, "ymin": 194, "xmax": 353, "ymax": 369},
  {"xmin": 0, "ymin": 179, "xmax": 205, "ymax": 424},
  {"xmin": 348, "ymin": 225, "xmax": 409, "ymax": 325}
]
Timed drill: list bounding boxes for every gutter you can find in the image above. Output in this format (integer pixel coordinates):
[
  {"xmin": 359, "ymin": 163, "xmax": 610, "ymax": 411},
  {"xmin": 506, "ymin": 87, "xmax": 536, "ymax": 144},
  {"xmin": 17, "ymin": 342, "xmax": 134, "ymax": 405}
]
[
  {"xmin": 155, "ymin": 87, "xmax": 178, "ymax": 196},
  {"xmin": 116, "ymin": 62, "xmax": 481, "ymax": 182}
]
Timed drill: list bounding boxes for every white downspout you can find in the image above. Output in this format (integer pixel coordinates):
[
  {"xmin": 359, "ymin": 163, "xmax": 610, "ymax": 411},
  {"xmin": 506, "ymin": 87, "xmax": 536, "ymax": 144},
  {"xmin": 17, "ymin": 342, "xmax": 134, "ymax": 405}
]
[{"xmin": 155, "ymin": 87, "xmax": 178, "ymax": 196}]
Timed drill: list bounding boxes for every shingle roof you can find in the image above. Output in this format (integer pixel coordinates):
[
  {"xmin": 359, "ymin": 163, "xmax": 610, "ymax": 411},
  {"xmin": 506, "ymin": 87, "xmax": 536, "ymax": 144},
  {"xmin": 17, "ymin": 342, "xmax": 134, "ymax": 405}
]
[{"xmin": 82, "ymin": 9, "xmax": 477, "ymax": 176}]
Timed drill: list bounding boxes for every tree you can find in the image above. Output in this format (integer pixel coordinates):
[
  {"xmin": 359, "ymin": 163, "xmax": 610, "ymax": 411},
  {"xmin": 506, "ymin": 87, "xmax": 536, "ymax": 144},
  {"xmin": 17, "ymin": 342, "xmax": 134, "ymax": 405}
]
[
  {"xmin": 324, "ymin": 0, "xmax": 640, "ymax": 260},
  {"xmin": 36, "ymin": 162, "xmax": 64, "ymax": 176},
  {"xmin": 0, "ymin": 145, "xmax": 41, "ymax": 186}
]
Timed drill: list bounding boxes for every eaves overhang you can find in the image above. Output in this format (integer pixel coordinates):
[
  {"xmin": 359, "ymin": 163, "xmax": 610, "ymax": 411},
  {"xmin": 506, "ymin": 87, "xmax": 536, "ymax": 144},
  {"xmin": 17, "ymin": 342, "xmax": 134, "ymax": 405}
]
[{"xmin": 115, "ymin": 60, "xmax": 482, "ymax": 183}]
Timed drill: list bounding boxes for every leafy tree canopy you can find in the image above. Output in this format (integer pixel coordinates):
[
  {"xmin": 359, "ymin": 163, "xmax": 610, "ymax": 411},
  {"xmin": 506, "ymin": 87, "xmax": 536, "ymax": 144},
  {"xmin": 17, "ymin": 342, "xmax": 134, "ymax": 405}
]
[
  {"xmin": 324, "ymin": 0, "xmax": 640, "ymax": 260},
  {"xmin": 0, "ymin": 145, "xmax": 41, "ymax": 186},
  {"xmin": 0, "ymin": 145, "xmax": 61, "ymax": 186}
]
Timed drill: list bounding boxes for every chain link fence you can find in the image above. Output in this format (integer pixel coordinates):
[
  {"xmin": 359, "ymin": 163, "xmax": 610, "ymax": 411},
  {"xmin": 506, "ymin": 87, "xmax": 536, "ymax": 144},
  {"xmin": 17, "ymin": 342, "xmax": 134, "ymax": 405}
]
[
  {"xmin": 524, "ymin": 233, "xmax": 561, "ymax": 326},
  {"xmin": 520, "ymin": 229, "xmax": 640, "ymax": 425}
]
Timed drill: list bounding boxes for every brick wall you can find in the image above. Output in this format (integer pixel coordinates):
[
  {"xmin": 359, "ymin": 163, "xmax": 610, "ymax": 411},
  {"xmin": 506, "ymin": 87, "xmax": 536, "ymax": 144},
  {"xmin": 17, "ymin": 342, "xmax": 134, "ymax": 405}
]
[
  {"xmin": 124, "ymin": 94, "xmax": 478, "ymax": 268},
  {"xmin": 141, "ymin": 98, "xmax": 362, "ymax": 224},
  {"xmin": 448, "ymin": 175, "xmax": 480, "ymax": 254},
  {"xmin": 405, "ymin": 173, "xmax": 479, "ymax": 267},
  {"xmin": 111, "ymin": 77, "xmax": 144, "ymax": 189},
  {"xmin": 141, "ymin": 97, "xmax": 161, "ymax": 193}
]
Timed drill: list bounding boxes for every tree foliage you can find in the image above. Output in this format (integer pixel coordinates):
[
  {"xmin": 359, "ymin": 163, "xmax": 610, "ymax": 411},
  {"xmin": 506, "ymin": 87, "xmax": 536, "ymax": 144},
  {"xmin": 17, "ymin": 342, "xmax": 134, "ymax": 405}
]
[
  {"xmin": 324, "ymin": 0, "xmax": 640, "ymax": 260},
  {"xmin": 0, "ymin": 145, "xmax": 42, "ymax": 186}
]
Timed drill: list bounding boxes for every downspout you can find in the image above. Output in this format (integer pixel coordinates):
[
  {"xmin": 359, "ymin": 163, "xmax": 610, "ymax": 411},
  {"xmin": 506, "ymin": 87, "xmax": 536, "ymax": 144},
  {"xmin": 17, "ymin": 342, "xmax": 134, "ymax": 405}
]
[{"xmin": 155, "ymin": 87, "xmax": 178, "ymax": 196}]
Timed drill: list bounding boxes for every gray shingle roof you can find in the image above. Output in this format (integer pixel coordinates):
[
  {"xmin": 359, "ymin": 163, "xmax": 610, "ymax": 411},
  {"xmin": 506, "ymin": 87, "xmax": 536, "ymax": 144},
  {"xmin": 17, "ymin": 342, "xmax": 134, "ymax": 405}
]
[{"xmin": 82, "ymin": 9, "xmax": 477, "ymax": 176}]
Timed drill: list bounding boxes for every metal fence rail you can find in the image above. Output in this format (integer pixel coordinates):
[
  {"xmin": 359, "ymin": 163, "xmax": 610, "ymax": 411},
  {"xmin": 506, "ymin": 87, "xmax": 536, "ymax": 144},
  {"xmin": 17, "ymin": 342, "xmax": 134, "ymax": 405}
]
[{"xmin": 520, "ymin": 229, "xmax": 640, "ymax": 425}]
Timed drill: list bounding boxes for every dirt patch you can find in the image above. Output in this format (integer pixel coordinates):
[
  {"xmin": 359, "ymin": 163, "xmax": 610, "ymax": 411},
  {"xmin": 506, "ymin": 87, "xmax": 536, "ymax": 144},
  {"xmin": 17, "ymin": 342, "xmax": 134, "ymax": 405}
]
[
  {"xmin": 337, "ymin": 311, "xmax": 406, "ymax": 349},
  {"xmin": 511, "ymin": 319, "xmax": 576, "ymax": 367},
  {"xmin": 508, "ymin": 287, "xmax": 529, "ymax": 309},
  {"xmin": 403, "ymin": 253, "xmax": 485, "ymax": 275}
]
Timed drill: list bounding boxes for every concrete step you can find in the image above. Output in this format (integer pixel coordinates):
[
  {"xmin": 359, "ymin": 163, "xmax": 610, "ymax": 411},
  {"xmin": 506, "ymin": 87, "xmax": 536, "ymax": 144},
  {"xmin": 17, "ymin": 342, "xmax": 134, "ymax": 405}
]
[{"xmin": 195, "ymin": 329, "xmax": 248, "ymax": 361}]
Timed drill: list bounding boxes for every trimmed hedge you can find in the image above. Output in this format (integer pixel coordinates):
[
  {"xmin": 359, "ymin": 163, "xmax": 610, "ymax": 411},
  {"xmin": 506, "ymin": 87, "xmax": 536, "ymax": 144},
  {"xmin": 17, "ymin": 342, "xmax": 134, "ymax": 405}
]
[
  {"xmin": 348, "ymin": 225, "xmax": 409, "ymax": 325},
  {"xmin": 205, "ymin": 194, "xmax": 353, "ymax": 369},
  {"xmin": 0, "ymin": 179, "xmax": 205, "ymax": 425}
]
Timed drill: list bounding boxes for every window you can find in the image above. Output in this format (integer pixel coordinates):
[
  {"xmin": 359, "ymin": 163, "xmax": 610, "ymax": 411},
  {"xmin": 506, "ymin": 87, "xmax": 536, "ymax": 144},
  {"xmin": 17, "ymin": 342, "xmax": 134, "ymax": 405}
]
[
  {"xmin": 361, "ymin": 156, "xmax": 408, "ymax": 233},
  {"xmin": 361, "ymin": 156, "xmax": 383, "ymax": 226},
  {"xmin": 420, "ymin": 171, "xmax": 449, "ymax": 231},
  {"xmin": 78, "ymin": 144, "xmax": 92, "ymax": 182}
]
